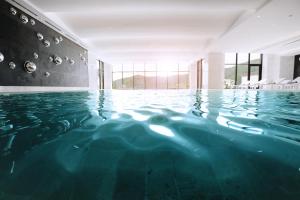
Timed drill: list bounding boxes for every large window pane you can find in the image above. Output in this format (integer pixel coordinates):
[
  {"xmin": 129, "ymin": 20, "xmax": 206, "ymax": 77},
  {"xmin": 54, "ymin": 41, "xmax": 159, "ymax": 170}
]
[
  {"xmin": 134, "ymin": 72, "xmax": 145, "ymax": 89},
  {"xmin": 134, "ymin": 64, "xmax": 144, "ymax": 71},
  {"xmin": 113, "ymin": 65, "xmax": 122, "ymax": 72},
  {"xmin": 112, "ymin": 72, "xmax": 122, "ymax": 89},
  {"xmin": 225, "ymin": 53, "xmax": 236, "ymax": 64},
  {"xmin": 123, "ymin": 64, "xmax": 133, "ymax": 72},
  {"xmin": 168, "ymin": 72, "xmax": 178, "ymax": 89},
  {"xmin": 145, "ymin": 64, "xmax": 156, "ymax": 71},
  {"xmin": 224, "ymin": 64, "xmax": 236, "ymax": 88},
  {"xmin": 237, "ymin": 65, "xmax": 248, "ymax": 85},
  {"xmin": 179, "ymin": 65, "xmax": 188, "ymax": 71},
  {"xmin": 158, "ymin": 65, "xmax": 177, "ymax": 72},
  {"xmin": 112, "ymin": 63, "xmax": 190, "ymax": 89},
  {"xmin": 224, "ymin": 53, "xmax": 263, "ymax": 88},
  {"xmin": 179, "ymin": 72, "xmax": 189, "ymax": 89},
  {"xmin": 238, "ymin": 53, "xmax": 248, "ymax": 64},
  {"xmin": 250, "ymin": 54, "xmax": 261, "ymax": 64},
  {"xmin": 250, "ymin": 66, "xmax": 260, "ymax": 83},
  {"xmin": 145, "ymin": 72, "xmax": 156, "ymax": 89},
  {"xmin": 157, "ymin": 72, "xmax": 168, "ymax": 89},
  {"xmin": 123, "ymin": 72, "xmax": 133, "ymax": 89}
]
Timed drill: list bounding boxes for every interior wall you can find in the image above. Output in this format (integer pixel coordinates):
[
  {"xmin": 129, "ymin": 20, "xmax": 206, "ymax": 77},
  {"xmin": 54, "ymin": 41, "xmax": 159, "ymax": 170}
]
[
  {"xmin": 280, "ymin": 56, "xmax": 295, "ymax": 80},
  {"xmin": 0, "ymin": 1, "xmax": 89, "ymax": 88},
  {"xmin": 262, "ymin": 54, "xmax": 281, "ymax": 83},
  {"xmin": 88, "ymin": 52, "xmax": 99, "ymax": 90},
  {"xmin": 294, "ymin": 55, "xmax": 300, "ymax": 78},
  {"xmin": 262, "ymin": 54, "xmax": 295, "ymax": 82}
]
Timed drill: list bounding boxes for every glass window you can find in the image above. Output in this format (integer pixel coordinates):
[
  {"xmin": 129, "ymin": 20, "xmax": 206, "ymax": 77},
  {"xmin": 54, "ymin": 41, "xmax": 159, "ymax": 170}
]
[
  {"xmin": 236, "ymin": 65, "xmax": 248, "ymax": 85},
  {"xmin": 224, "ymin": 65, "xmax": 236, "ymax": 89},
  {"xmin": 134, "ymin": 64, "xmax": 144, "ymax": 71},
  {"xmin": 157, "ymin": 72, "xmax": 168, "ymax": 89},
  {"xmin": 158, "ymin": 64, "xmax": 178, "ymax": 72},
  {"xmin": 250, "ymin": 54, "xmax": 261, "ymax": 64},
  {"xmin": 179, "ymin": 65, "xmax": 188, "ymax": 71},
  {"xmin": 112, "ymin": 63, "xmax": 190, "ymax": 89},
  {"xmin": 238, "ymin": 53, "xmax": 249, "ymax": 64},
  {"xmin": 122, "ymin": 64, "xmax": 133, "ymax": 72},
  {"xmin": 122, "ymin": 72, "xmax": 133, "ymax": 89},
  {"xmin": 134, "ymin": 71, "xmax": 145, "ymax": 89},
  {"xmin": 250, "ymin": 66, "xmax": 260, "ymax": 83},
  {"xmin": 168, "ymin": 72, "xmax": 178, "ymax": 89},
  {"xmin": 145, "ymin": 64, "xmax": 156, "ymax": 71},
  {"xmin": 145, "ymin": 72, "xmax": 156, "ymax": 89},
  {"xmin": 112, "ymin": 72, "xmax": 122, "ymax": 89},
  {"xmin": 225, "ymin": 53, "xmax": 236, "ymax": 64},
  {"xmin": 224, "ymin": 53, "xmax": 263, "ymax": 88},
  {"xmin": 157, "ymin": 66, "xmax": 168, "ymax": 72},
  {"xmin": 113, "ymin": 65, "xmax": 122, "ymax": 72},
  {"xmin": 179, "ymin": 72, "xmax": 189, "ymax": 89}
]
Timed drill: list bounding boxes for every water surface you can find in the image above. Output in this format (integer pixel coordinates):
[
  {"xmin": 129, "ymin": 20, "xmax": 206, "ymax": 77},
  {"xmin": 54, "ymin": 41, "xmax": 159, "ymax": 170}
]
[{"xmin": 0, "ymin": 90, "xmax": 300, "ymax": 200}]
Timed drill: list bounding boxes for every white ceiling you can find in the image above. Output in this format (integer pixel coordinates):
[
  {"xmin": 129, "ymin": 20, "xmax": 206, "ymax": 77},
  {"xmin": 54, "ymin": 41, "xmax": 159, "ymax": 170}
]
[
  {"xmin": 214, "ymin": 0, "xmax": 300, "ymax": 55},
  {"xmin": 23, "ymin": 0, "xmax": 300, "ymax": 65}
]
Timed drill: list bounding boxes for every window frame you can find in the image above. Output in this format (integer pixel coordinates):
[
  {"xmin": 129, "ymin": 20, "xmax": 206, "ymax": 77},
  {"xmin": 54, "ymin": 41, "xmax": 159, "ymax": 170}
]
[{"xmin": 225, "ymin": 53, "xmax": 263, "ymax": 86}]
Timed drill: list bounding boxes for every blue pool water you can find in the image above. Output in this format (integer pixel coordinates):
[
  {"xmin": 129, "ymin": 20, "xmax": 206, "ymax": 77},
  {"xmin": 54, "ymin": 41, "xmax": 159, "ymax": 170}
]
[{"xmin": 0, "ymin": 90, "xmax": 300, "ymax": 200}]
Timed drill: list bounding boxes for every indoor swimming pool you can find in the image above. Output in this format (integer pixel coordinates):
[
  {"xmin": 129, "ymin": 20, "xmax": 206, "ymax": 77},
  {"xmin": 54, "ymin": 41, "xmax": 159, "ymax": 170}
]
[{"xmin": 0, "ymin": 90, "xmax": 299, "ymax": 200}]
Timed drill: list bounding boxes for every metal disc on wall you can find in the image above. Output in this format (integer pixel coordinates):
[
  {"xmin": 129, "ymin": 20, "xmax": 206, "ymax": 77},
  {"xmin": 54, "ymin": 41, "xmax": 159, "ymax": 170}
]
[
  {"xmin": 44, "ymin": 72, "xmax": 50, "ymax": 77},
  {"xmin": 48, "ymin": 56, "xmax": 54, "ymax": 62},
  {"xmin": 20, "ymin": 14, "xmax": 28, "ymax": 24},
  {"xmin": 10, "ymin": 7, "xmax": 17, "ymax": 15},
  {"xmin": 24, "ymin": 61, "xmax": 37, "ymax": 73},
  {"xmin": 9, "ymin": 62, "xmax": 16, "ymax": 69},
  {"xmin": 33, "ymin": 52, "xmax": 39, "ymax": 59},
  {"xmin": 53, "ymin": 56, "xmax": 62, "ymax": 65},
  {"xmin": 30, "ymin": 19, "xmax": 35, "ymax": 26},
  {"xmin": 37, "ymin": 33, "xmax": 44, "ymax": 41},
  {"xmin": 43, "ymin": 40, "xmax": 50, "ymax": 47},
  {"xmin": 0, "ymin": 52, "xmax": 4, "ymax": 62},
  {"xmin": 54, "ymin": 37, "xmax": 60, "ymax": 44}
]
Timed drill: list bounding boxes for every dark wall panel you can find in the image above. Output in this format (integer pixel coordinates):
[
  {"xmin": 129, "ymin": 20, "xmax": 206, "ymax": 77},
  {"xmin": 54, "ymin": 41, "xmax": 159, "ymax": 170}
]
[
  {"xmin": 294, "ymin": 55, "xmax": 300, "ymax": 79},
  {"xmin": 0, "ymin": 1, "xmax": 89, "ymax": 87}
]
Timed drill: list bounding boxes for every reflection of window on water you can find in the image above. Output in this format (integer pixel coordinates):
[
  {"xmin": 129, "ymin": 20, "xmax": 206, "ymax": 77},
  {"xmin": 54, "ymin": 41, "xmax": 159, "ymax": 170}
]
[{"xmin": 112, "ymin": 64, "xmax": 190, "ymax": 89}]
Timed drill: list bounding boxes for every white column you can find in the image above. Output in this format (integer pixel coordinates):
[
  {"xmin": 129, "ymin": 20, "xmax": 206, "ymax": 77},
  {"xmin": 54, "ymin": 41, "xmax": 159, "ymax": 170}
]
[
  {"xmin": 104, "ymin": 63, "xmax": 113, "ymax": 89},
  {"xmin": 262, "ymin": 54, "xmax": 280, "ymax": 83},
  {"xmin": 88, "ymin": 51, "xmax": 99, "ymax": 90},
  {"xmin": 189, "ymin": 61, "xmax": 197, "ymax": 89},
  {"xmin": 280, "ymin": 56, "xmax": 295, "ymax": 80},
  {"xmin": 206, "ymin": 52, "xmax": 225, "ymax": 89}
]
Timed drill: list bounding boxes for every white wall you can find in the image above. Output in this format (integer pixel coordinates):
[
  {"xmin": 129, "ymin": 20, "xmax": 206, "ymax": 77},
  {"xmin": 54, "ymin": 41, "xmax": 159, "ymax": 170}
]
[
  {"xmin": 189, "ymin": 61, "xmax": 197, "ymax": 89},
  {"xmin": 88, "ymin": 52, "xmax": 99, "ymax": 90},
  {"xmin": 202, "ymin": 60, "xmax": 209, "ymax": 89},
  {"xmin": 262, "ymin": 54, "xmax": 281, "ymax": 83},
  {"xmin": 262, "ymin": 54, "xmax": 295, "ymax": 83},
  {"xmin": 104, "ymin": 63, "xmax": 113, "ymax": 89},
  {"xmin": 88, "ymin": 51, "xmax": 113, "ymax": 90},
  {"xmin": 202, "ymin": 53, "xmax": 224, "ymax": 89},
  {"xmin": 280, "ymin": 56, "xmax": 295, "ymax": 80}
]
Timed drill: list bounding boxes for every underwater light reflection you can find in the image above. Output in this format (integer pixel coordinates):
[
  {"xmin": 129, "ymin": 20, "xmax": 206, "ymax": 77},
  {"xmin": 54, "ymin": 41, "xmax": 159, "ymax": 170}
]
[
  {"xmin": 149, "ymin": 125, "xmax": 175, "ymax": 137},
  {"xmin": 216, "ymin": 115, "xmax": 263, "ymax": 135}
]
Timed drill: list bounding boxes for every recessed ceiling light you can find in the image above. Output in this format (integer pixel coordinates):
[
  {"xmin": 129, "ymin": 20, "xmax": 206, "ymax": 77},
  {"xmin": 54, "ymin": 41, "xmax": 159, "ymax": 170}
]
[{"xmin": 257, "ymin": 15, "xmax": 261, "ymax": 18}]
